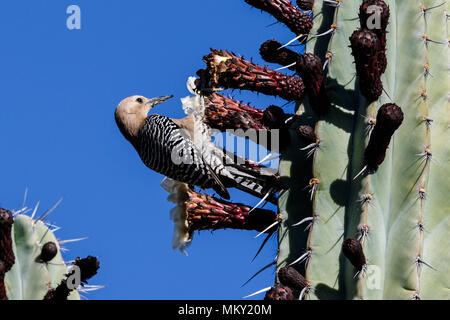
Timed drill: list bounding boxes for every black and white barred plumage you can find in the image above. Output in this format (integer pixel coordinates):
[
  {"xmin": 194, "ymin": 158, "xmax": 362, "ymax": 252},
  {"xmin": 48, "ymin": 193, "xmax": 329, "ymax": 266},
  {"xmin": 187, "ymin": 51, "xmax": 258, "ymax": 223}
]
[{"xmin": 137, "ymin": 115, "xmax": 221, "ymax": 193}]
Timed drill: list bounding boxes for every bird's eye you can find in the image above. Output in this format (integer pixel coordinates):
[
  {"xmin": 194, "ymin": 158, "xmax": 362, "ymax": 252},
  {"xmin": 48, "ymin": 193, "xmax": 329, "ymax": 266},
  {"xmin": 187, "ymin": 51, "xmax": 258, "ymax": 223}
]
[{"xmin": 136, "ymin": 98, "xmax": 144, "ymax": 104}]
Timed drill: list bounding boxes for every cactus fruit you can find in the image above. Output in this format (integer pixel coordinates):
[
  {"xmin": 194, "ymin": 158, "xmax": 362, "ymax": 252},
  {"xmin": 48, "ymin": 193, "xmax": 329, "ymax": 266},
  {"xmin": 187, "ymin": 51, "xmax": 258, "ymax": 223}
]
[
  {"xmin": 158, "ymin": 0, "xmax": 449, "ymax": 300},
  {"xmin": 161, "ymin": 178, "xmax": 279, "ymax": 253},
  {"xmin": 264, "ymin": 283, "xmax": 295, "ymax": 300},
  {"xmin": 245, "ymin": 0, "xmax": 313, "ymax": 35},
  {"xmin": 0, "ymin": 203, "xmax": 100, "ymax": 300},
  {"xmin": 197, "ymin": 50, "xmax": 305, "ymax": 101}
]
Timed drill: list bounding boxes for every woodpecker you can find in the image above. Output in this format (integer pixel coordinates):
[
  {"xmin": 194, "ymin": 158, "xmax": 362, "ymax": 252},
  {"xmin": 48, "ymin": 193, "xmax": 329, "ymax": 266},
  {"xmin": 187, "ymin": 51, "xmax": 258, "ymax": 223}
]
[{"xmin": 115, "ymin": 95, "xmax": 282, "ymax": 202}]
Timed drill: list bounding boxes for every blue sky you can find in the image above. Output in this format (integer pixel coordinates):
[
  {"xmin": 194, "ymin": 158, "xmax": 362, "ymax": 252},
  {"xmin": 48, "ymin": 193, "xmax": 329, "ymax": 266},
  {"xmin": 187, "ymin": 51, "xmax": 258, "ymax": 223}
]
[{"xmin": 0, "ymin": 1, "xmax": 302, "ymax": 299}]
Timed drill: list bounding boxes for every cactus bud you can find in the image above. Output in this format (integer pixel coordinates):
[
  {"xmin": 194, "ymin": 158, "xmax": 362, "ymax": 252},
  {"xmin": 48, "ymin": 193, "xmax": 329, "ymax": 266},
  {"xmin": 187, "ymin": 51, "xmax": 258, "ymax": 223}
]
[
  {"xmin": 297, "ymin": 0, "xmax": 314, "ymax": 11},
  {"xmin": 0, "ymin": 260, "xmax": 7, "ymax": 300},
  {"xmin": 245, "ymin": 0, "xmax": 313, "ymax": 35},
  {"xmin": 278, "ymin": 266, "xmax": 310, "ymax": 291},
  {"xmin": 162, "ymin": 179, "xmax": 278, "ymax": 252},
  {"xmin": 364, "ymin": 103, "xmax": 404, "ymax": 171},
  {"xmin": 359, "ymin": 0, "xmax": 390, "ymax": 32},
  {"xmin": 203, "ymin": 93, "xmax": 268, "ymax": 131},
  {"xmin": 264, "ymin": 283, "xmax": 295, "ymax": 300},
  {"xmin": 350, "ymin": 29, "xmax": 384, "ymax": 101},
  {"xmin": 260, "ymin": 40, "xmax": 300, "ymax": 70},
  {"xmin": 40, "ymin": 242, "xmax": 58, "ymax": 263},
  {"xmin": 198, "ymin": 50, "xmax": 305, "ymax": 101},
  {"xmin": 342, "ymin": 238, "xmax": 366, "ymax": 271},
  {"xmin": 297, "ymin": 125, "xmax": 317, "ymax": 144},
  {"xmin": 296, "ymin": 53, "xmax": 330, "ymax": 116},
  {"xmin": 0, "ymin": 208, "xmax": 15, "ymax": 272},
  {"xmin": 262, "ymin": 105, "xmax": 289, "ymax": 129}
]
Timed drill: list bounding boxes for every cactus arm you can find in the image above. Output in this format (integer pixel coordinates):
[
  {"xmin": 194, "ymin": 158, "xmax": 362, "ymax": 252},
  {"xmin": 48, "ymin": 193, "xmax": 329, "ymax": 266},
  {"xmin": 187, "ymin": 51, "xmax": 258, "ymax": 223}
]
[
  {"xmin": 5, "ymin": 215, "xmax": 79, "ymax": 300},
  {"xmin": 306, "ymin": 0, "xmax": 361, "ymax": 300},
  {"xmin": 383, "ymin": 0, "xmax": 450, "ymax": 299},
  {"xmin": 420, "ymin": 0, "xmax": 450, "ymax": 299},
  {"xmin": 277, "ymin": 0, "xmax": 449, "ymax": 300}
]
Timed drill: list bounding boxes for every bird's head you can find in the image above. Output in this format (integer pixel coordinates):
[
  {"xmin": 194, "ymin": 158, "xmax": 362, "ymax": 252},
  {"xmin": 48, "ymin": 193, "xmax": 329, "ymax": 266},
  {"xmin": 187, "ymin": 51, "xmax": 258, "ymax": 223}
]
[{"xmin": 115, "ymin": 95, "xmax": 173, "ymax": 144}]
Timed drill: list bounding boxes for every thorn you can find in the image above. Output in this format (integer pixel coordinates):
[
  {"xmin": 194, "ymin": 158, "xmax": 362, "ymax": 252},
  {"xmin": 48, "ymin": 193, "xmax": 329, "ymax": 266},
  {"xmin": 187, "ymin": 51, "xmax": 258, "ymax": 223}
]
[
  {"xmin": 300, "ymin": 142, "xmax": 320, "ymax": 158},
  {"xmin": 58, "ymin": 237, "xmax": 88, "ymax": 245},
  {"xmin": 382, "ymin": 87, "xmax": 393, "ymax": 101},
  {"xmin": 299, "ymin": 285, "xmax": 311, "ymax": 300},
  {"xmin": 288, "ymin": 250, "xmax": 312, "ymax": 267},
  {"xmin": 292, "ymin": 216, "xmax": 315, "ymax": 228},
  {"xmin": 257, "ymin": 153, "xmax": 280, "ymax": 165},
  {"xmin": 242, "ymin": 286, "xmax": 273, "ymax": 299},
  {"xmin": 241, "ymin": 261, "xmax": 277, "ymax": 287},
  {"xmin": 275, "ymin": 61, "xmax": 297, "ymax": 71},
  {"xmin": 417, "ymin": 222, "xmax": 425, "ymax": 233},
  {"xmin": 304, "ymin": 178, "xmax": 320, "ymax": 201},
  {"xmin": 415, "ymin": 256, "xmax": 437, "ymax": 271},
  {"xmin": 252, "ymin": 231, "xmax": 275, "ymax": 262},
  {"xmin": 249, "ymin": 189, "xmax": 273, "ymax": 214},
  {"xmin": 254, "ymin": 218, "xmax": 281, "ymax": 239},
  {"xmin": 421, "ymin": 34, "xmax": 446, "ymax": 45},
  {"xmin": 353, "ymin": 165, "xmax": 368, "ymax": 180},
  {"xmin": 22, "ymin": 187, "xmax": 28, "ymax": 209},
  {"xmin": 420, "ymin": 2, "xmax": 446, "ymax": 14},
  {"xmin": 422, "ymin": 116, "xmax": 433, "ymax": 127},
  {"xmin": 35, "ymin": 198, "xmax": 63, "ymax": 223},
  {"xmin": 362, "ymin": 114, "xmax": 376, "ymax": 136},
  {"xmin": 417, "ymin": 146, "xmax": 432, "ymax": 163},
  {"xmin": 77, "ymin": 285, "xmax": 105, "ymax": 293},
  {"xmin": 323, "ymin": 0, "xmax": 342, "ymax": 7},
  {"xmin": 357, "ymin": 224, "xmax": 370, "ymax": 245},
  {"xmin": 358, "ymin": 193, "xmax": 373, "ymax": 208},
  {"xmin": 30, "ymin": 201, "xmax": 40, "ymax": 220},
  {"xmin": 423, "ymin": 64, "xmax": 433, "ymax": 78},
  {"xmin": 418, "ymin": 187, "xmax": 427, "ymax": 200}
]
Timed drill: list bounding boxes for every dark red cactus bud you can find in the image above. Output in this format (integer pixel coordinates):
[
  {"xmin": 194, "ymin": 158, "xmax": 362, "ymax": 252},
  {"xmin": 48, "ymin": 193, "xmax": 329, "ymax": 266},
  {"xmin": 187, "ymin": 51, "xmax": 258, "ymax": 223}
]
[
  {"xmin": 278, "ymin": 266, "xmax": 310, "ymax": 291},
  {"xmin": 259, "ymin": 40, "xmax": 300, "ymax": 70},
  {"xmin": 204, "ymin": 93, "xmax": 268, "ymax": 131},
  {"xmin": 296, "ymin": 53, "xmax": 330, "ymax": 116},
  {"xmin": 264, "ymin": 284, "xmax": 295, "ymax": 300},
  {"xmin": 245, "ymin": 0, "xmax": 313, "ymax": 35},
  {"xmin": 197, "ymin": 50, "xmax": 305, "ymax": 101},
  {"xmin": 40, "ymin": 242, "xmax": 58, "ymax": 263},
  {"xmin": 0, "ymin": 208, "xmax": 15, "ymax": 273},
  {"xmin": 359, "ymin": 0, "xmax": 390, "ymax": 32},
  {"xmin": 297, "ymin": 125, "xmax": 317, "ymax": 144},
  {"xmin": 296, "ymin": 0, "xmax": 314, "ymax": 10},
  {"xmin": 43, "ymin": 279, "xmax": 71, "ymax": 300},
  {"xmin": 72, "ymin": 256, "xmax": 100, "ymax": 285},
  {"xmin": 185, "ymin": 189, "xmax": 278, "ymax": 234},
  {"xmin": 297, "ymin": 53, "xmax": 323, "ymax": 96},
  {"xmin": 262, "ymin": 105, "xmax": 289, "ymax": 129},
  {"xmin": 0, "ymin": 260, "xmax": 7, "ymax": 300},
  {"xmin": 350, "ymin": 29, "xmax": 384, "ymax": 101},
  {"xmin": 342, "ymin": 238, "xmax": 366, "ymax": 272},
  {"xmin": 359, "ymin": 0, "xmax": 389, "ymax": 74},
  {"xmin": 364, "ymin": 103, "xmax": 403, "ymax": 171}
]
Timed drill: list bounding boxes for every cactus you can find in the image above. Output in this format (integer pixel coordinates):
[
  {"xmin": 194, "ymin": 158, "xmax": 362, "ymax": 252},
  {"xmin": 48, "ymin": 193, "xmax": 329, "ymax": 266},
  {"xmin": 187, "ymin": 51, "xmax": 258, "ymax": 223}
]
[
  {"xmin": 0, "ymin": 202, "xmax": 100, "ymax": 300},
  {"xmin": 159, "ymin": 0, "xmax": 449, "ymax": 300}
]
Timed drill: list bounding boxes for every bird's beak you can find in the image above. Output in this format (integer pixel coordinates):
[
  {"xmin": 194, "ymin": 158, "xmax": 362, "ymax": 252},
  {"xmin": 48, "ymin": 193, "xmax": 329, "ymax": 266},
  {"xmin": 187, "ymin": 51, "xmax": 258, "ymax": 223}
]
[{"xmin": 146, "ymin": 95, "xmax": 174, "ymax": 108}]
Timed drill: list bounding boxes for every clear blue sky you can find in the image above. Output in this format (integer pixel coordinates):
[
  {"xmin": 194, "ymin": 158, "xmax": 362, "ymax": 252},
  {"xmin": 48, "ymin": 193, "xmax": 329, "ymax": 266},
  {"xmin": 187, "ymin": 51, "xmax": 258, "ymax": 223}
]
[{"xmin": 0, "ymin": 1, "xmax": 302, "ymax": 299}]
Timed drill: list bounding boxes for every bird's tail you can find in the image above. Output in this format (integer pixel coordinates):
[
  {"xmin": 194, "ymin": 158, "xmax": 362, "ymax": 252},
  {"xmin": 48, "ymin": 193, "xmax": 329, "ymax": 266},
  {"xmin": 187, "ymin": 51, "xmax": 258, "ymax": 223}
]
[{"xmin": 221, "ymin": 154, "xmax": 286, "ymax": 205}]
